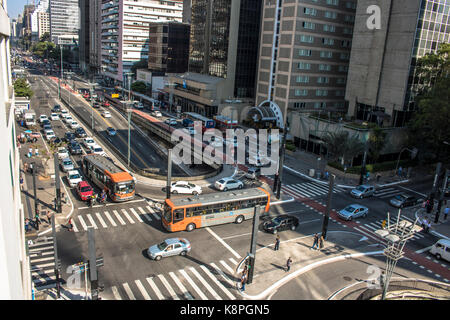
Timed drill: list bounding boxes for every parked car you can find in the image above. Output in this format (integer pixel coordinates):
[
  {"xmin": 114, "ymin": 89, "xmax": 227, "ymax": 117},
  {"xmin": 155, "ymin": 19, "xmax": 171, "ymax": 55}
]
[
  {"xmin": 39, "ymin": 114, "xmax": 48, "ymax": 123},
  {"xmin": 68, "ymin": 141, "xmax": 83, "ymax": 155},
  {"xmin": 245, "ymin": 167, "xmax": 261, "ymax": 180},
  {"xmin": 57, "ymin": 147, "xmax": 69, "ymax": 159},
  {"xmin": 92, "ymin": 102, "xmax": 100, "ymax": 108},
  {"xmin": 215, "ymin": 177, "xmax": 244, "ymax": 191},
  {"xmin": 49, "ymin": 136, "xmax": 63, "ymax": 146},
  {"xmin": 389, "ymin": 194, "xmax": 422, "ymax": 208},
  {"xmin": 63, "ymin": 115, "xmax": 73, "ymax": 124},
  {"xmin": 60, "ymin": 109, "xmax": 69, "ymax": 117},
  {"xmin": 429, "ymin": 239, "xmax": 450, "ymax": 262},
  {"xmin": 82, "ymin": 137, "xmax": 96, "ymax": 149},
  {"xmin": 52, "ymin": 105, "xmax": 61, "ymax": 113},
  {"xmin": 147, "ymin": 238, "xmax": 191, "ymax": 261},
  {"xmin": 64, "ymin": 132, "xmax": 76, "ymax": 143},
  {"xmin": 69, "ymin": 121, "xmax": 80, "ymax": 129},
  {"xmin": 165, "ymin": 118, "xmax": 178, "ymax": 126},
  {"xmin": 170, "ymin": 181, "xmax": 202, "ymax": 195},
  {"xmin": 41, "ymin": 119, "xmax": 51, "ymax": 127},
  {"xmin": 44, "ymin": 129, "xmax": 55, "ymax": 141},
  {"xmin": 337, "ymin": 204, "xmax": 369, "ymax": 221},
  {"xmin": 75, "ymin": 127, "xmax": 87, "ymax": 138},
  {"xmin": 102, "ymin": 110, "xmax": 111, "ymax": 118},
  {"xmin": 50, "ymin": 113, "xmax": 60, "ymax": 121},
  {"xmin": 77, "ymin": 181, "xmax": 93, "ymax": 201},
  {"xmin": 151, "ymin": 110, "xmax": 162, "ymax": 117},
  {"xmin": 60, "ymin": 158, "xmax": 74, "ymax": 172},
  {"xmin": 106, "ymin": 127, "xmax": 116, "ymax": 136},
  {"xmin": 350, "ymin": 185, "xmax": 375, "ymax": 199},
  {"xmin": 43, "ymin": 124, "xmax": 52, "ymax": 131},
  {"xmin": 263, "ymin": 215, "xmax": 299, "ymax": 234},
  {"xmin": 67, "ymin": 170, "xmax": 83, "ymax": 188}
]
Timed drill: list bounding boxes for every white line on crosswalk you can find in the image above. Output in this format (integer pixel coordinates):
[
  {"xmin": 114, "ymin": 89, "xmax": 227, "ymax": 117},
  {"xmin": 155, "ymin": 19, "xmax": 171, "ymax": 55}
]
[
  {"xmin": 130, "ymin": 208, "xmax": 144, "ymax": 223},
  {"xmin": 210, "ymin": 263, "xmax": 235, "ymax": 287},
  {"xmin": 189, "ymin": 267, "xmax": 222, "ymax": 300},
  {"xmin": 179, "ymin": 269, "xmax": 208, "ymax": 300},
  {"xmin": 95, "ymin": 212, "xmax": 108, "ymax": 228},
  {"xmin": 78, "ymin": 215, "xmax": 88, "ymax": 231},
  {"xmin": 121, "ymin": 209, "xmax": 135, "ymax": 224},
  {"xmin": 169, "ymin": 272, "xmax": 193, "ymax": 300},
  {"xmin": 122, "ymin": 283, "xmax": 136, "ymax": 300},
  {"xmin": 137, "ymin": 207, "xmax": 152, "ymax": 223},
  {"xmin": 30, "ymin": 256, "xmax": 55, "ymax": 263},
  {"xmin": 286, "ymin": 184, "xmax": 315, "ymax": 198},
  {"xmin": 147, "ymin": 206, "xmax": 160, "ymax": 220},
  {"xmin": 158, "ymin": 274, "xmax": 179, "ymax": 300},
  {"xmin": 146, "ymin": 277, "xmax": 165, "ymax": 300},
  {"xmin": 229, "ymin": 258, "xmax": 238, "ymax": 266},
  {"xmin": 113, "ymin": 210, "xmax": 126, "ymax": 225},
  {"xmin": 111, "ymin": 286, "xmax": 122, "ymax": 300},
  {"xmin": 135, "ymin": 280, "xmax": 151, "ymax": 300},
  {"xmin": 104, "ymin": 211, "xmax": 117, "ymax": 227},
  {"xmin": 200, "ymin": 265, "xmax": 235, "ymax": 300},
  {"xmin": 220, "ymin": 260, "xmax": 235, "ymax": 275},
  {"xmin": 293, "ymin": 183, "xmax": 322, "ymax": 196},
  {"xmin": 86, "ymin": 214, "xmax": 98, "ymax": 229}
]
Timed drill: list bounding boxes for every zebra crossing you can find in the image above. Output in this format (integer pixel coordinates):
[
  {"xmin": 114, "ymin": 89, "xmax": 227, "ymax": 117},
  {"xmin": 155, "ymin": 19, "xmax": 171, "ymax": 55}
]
[
  {"xmin": 29, "ymin": 237, "xmax": 57, "ymax": 290},
  {"xmin": 282, "ymin": 181, "xmax": 346, "ymax": 199},
  {"xmin": 72, "ymin": 204, "xmax": 161, "ymax": 232},
  {"xmin": 355, "ymin": 215, "xmax": 425, "ymax": 244},
  {"xmin": 373, "ymin": 187, "xmax": 402, "ymax": 199},
  {"xmin": 107, "ymin": 257, "xmax": 241, "ymax": 300}
]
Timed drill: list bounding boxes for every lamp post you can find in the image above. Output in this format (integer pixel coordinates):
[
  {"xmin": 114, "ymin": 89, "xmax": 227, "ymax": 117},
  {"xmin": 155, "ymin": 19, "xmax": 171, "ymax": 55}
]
[
  {"xmin": 395, "ymin": 147, "xmax": 418, "ymax": 176},
  {"xmin": 375, "ymin": 210, "xmax": 422, "ymax": 300}
]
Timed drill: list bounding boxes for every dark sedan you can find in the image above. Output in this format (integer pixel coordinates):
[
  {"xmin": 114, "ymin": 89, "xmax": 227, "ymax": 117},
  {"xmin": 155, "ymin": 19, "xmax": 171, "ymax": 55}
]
[
  {"xmin": 75, "ymin": 127, "xmax": 87, "ymax": 138},
  {"xmin": 263, "ymin": 215, "xmax": 299, "ymax": 234},
  {"xmin": 64, "ymin": 132, "xmax": 76, "ymax": 143},
  {"xmin": 68, "ymin": 141, "xmax": 83, "ymax": 155},
  {"xmin": 389, "ymin": 194, "xmax": 422, "ymax": 208}
]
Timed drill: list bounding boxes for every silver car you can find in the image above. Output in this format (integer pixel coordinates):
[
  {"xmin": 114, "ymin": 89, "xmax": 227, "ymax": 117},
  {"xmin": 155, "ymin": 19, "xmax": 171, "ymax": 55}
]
[
  {"xmin": 350, "ymin": 185, "xmax": 375, "ymax": 199},
  {"xmin": 147, "ymin": 238, "xmax": 191, "ymax": 261},
  {"xmin": 60, "ymin": 158, "xmax": 74, "ymax": 172}
]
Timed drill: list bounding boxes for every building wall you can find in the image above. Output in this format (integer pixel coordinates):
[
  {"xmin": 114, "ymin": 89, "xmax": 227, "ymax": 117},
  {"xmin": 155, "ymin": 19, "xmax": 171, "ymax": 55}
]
[
  {"xmin": 49, "ymin": 0, "xmax": 80, "ymax": 42},
  {"xmin": 0, "ymin": 3, "xmax": 30, "ymax": 300}
]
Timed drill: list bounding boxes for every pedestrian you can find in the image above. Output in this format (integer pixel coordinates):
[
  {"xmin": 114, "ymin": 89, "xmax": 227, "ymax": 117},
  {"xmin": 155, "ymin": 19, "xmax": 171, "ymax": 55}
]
[
  {"xmin": 444, "ymin": 206, "xmax": 449, "ymax": 220},
  {"xmin": 286, "ymin": 257, "xmax": 292, "ymax": 272},
  {"xmin": 25, "ymin": 218, "xmax": 30, "ymax": 232},
  {"xmin": 398, "ymin": 166, "xmax": 403, "ymax": 177},
  {"xmin": 34, "ymin": 212, "xmax": 41, "ymax": 225},
  {"xmin": 68, "ymin": 218, "xmax": 73, "ymax": 232},
  {"xmin": 34, "ymin": 148, "xmax": 39, "ymax": 157},
  {"xmin": 422, "ymin": 218, "xmax": 429, "ymax": 233},
  {"xmin": 20, "ymin": 175, "xmax": 24, "ymax": 191},
  {"xmin": 310, "ymin": 233, "xmax": 319, "ymax": 250},
  {"xmin": 240, "ymin": 272, "xmax": 247, "ymax": 291},
  {"xmin": 274, "ymin": 235, "xmax": 280, "ymax": 251},
  {"xmin": 319, "ymin": 234, "xmax": 325, "ymax": 251},
  {"xmin": 28, "ymin": 147, "xmax": 33, "ymax": 158},
  {"xmin": 381, "ymin": 219, "xmax": 387, "ymax": 229},
  {"xmin": 46, "ymin": 211, "xmax": 53, "ymax": 224},
  {"xmin": 376, "ymin": 173, "xmax": 381, "ymax": 183},
  {"xmin": 427, "ymin": 220, "xmax": 431, "ymax": 233},
  {"xmin": 23, "ymin": 162, "xmax": 28, "ymax": 173}
]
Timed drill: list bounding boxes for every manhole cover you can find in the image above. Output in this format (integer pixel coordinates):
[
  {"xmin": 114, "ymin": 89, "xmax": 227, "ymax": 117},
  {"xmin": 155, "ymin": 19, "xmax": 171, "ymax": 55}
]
[{"xmin": 343, "ymin": 276, "xmax": 352, "ymax": 281}]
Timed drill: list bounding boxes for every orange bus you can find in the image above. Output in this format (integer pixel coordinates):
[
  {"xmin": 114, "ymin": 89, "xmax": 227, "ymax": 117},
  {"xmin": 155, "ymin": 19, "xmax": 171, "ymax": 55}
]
[
  {"xmin": 81, "ymin": 154, "xmax": 135, "ymax": 202},
  {"xmin": 162, "ymin": 187, "xmax": 270, "ymax": 232}
]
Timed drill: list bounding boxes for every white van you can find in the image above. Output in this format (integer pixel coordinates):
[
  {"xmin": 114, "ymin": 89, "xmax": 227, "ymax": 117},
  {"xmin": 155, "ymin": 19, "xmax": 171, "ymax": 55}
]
[{"xmin": 429, "ymin": 239, "xmax": 450, "ymax": 262}]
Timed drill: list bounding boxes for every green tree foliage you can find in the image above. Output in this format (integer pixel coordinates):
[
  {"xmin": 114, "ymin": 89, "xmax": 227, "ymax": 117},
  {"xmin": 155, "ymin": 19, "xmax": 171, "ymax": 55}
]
[
  {"xmin": 39, "ymin": 32, "xmax": 50, "ymax": 42},
  {"xmin": 14, "ymin": 78, "xmax": 34, "ymax": 98},
  {"xmin": 408, "ymin": 43, "xmax": 450, "ymax": 162},
  {"xmin": 131, "ymin": 81, "xmax": 147, "ymax": 94},
  {"xmin": 322, "ymin": 131, "xmax": 365, "ymax": 166},
  {"xmin": 368, "ymin": 126, "xmax": 387, "ymax": 164}
]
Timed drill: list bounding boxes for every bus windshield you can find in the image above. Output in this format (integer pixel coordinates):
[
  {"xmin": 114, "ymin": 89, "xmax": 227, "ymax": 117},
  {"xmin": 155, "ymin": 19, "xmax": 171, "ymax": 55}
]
[{"xmin": 115, "ymin": 181, "xmax": 134, "ymax": 194}]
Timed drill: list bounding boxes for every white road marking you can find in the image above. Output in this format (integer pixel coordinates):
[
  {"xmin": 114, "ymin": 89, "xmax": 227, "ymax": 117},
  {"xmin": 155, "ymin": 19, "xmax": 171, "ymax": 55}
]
[
  {"xmin": 104, "ymin": 211, "xmax": 117, "ymax": 227},
  {"xmin": 146, "ymin": 277, "xmax": 165, "ymax": 300},
  {"xmin": 111, "ymin": 286, "xmax": 122, "ymax": 300},
  {"xmin": 147, "ymin": 206, "xmax": 160, "ymax": 220},
  {"xmin": 169, "ymin": 272, "xmax": 193, "ymax": 300},
  {"xmin": 135, "ymin": 280, "xmax": 151, "ymax": 300},
  {"xmin": 220, "ymin": 260, "xmax": 235, "ymax": 275},
  {"xmin": 189, "ymin": 267, "xmax": 222, "ymax": 300},
  {"xmin": 95, "ymin": 212, "xmax": 108, "ymax": 228},
  {"xmin": 113, "ymin": 210, "xmax": 126, "ymax": 225},
  {"xmin": 130, "ymin": 208, "xmax": 143, "ymax": 223},
  {"xmin": 229, "ymin": 258, "xmax": 238, "ymax": 266},
  {"xmin": 86, "ymin": 214, "xmax": 98, "ymax": 229},
  {"xmin": 121, "ymin": 209, "xmax": 135, "ymax": 224},
  {"xmin": 206, "ymin": 227, "xmax": 241, "ymax": 259},
  {"xmin": 77, "ymin": 215, "xmax": 88, "ymax": 231},
  {"xmin": 72, "ymin": 220, "xmax": 79, "ymax": 232},
  {"xmin": 122, "ymin": 283, "xmax": 136, "ymax": 300},
  {"xmin": 157, "ymin": 274, "xmax": 179, "ymax": 300},
  {"xmin": 179, "ymin": 269, "xmax": 208, "ymax": 300},
  {"xmin": 200, "ymin": 265, "xmax": 235, "ymax": 300},
  {"xmin": 138, "ymin": 206, "xmax": 152, "ymax": 223}
]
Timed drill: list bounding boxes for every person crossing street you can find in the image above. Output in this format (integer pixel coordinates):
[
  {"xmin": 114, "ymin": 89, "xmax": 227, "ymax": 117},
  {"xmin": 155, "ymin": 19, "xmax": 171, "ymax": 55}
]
[
  {"xmin": 310, "ymin": 233, "xmax": 319, "ymax": 250},
  {"xmin": 274, "ymin": 235, "xmax": 280, "ymax": 251}
]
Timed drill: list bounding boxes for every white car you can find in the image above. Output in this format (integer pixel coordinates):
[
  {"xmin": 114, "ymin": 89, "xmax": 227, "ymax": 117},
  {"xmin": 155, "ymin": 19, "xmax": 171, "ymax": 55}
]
[
  {"xmin": 182, "ymin": 127, "xmax": 197, "ymax": 135},
  {"xmin": 61, "ymin": 109, "xmax": 69, "ymax": 117},
  {"xmin": 215, "ymin": 177, "xmax": 244, "ymax": 191},
  {"xmin": 63, "ymin": 115, "xmax": 73, "ymax": 124},
  {"xmin": 134, "ymin": 102, "xmax": 144, "ymax": 109},
  {"xmin": 151, "ymin": 110, "xmax": 162, "ymax": 117},
  {"xmin": 89, "ymin": 144, "xmax": 106, "ymax": 156},
  {"xmin": 39, "ymin": 114, "xmax": 48, "ymax": 123},
  {"xmin": 165, "ymin": 118, "xmax": 178, "ymax": 126},
  {"xmin": 44, "ymin": 129, "xmax": 55, "ymax": 141},
  {"xmin": 82, "ymin": 137, "xmax": 96, "ymax": 149},
  {"xmin": 67, "ymin": 170, "xmax": 83, "ymax": 188},
  {"xmin": 69, "ymin": 121, "xmax": 80, "ymax": 129},
  {"xmin": 50, "ymin": 113, "xmax": 60, "ymax": 121},
  {"xmin": 102, "ymin": 110, "xmax": 111, "ymax": 118},
  {"xmin": 57, "ymin": 147, "xmax": 69, "ymax": 159},
  {"xmin": 170, "ymin": 181, "xmax": 202, "ymax": 195}
]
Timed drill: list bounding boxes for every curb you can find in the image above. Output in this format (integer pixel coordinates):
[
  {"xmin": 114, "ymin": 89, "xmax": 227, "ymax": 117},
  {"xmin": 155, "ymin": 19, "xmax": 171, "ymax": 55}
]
[{"xmin": 414, "ymin": 208, "xmax": 450, "ymax": 240}]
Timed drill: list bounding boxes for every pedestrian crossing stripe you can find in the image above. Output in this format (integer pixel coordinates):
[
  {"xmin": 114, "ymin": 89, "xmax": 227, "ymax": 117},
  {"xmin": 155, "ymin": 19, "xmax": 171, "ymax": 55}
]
[
  {"xmin": 112, "ymin": 210, "xmax": 126, "ymax": 225},
  {"xmin": 146, "ymin": 277, "xmax": 165, "ymax": 300},
  {"xmin": 135, "ymin": 279, "xmax": 151, "ymax": 300},
  {"xmin": 130, "ymin": 208, "xmax": 143, "ymax": 223},
  {"xmin": 169, "ymin": 272, "xmax": 194, "ymax": 300},
  {"xmin": 158, "ymin": 274, "xmax": 180, "ymax": 300},
  {"xmin": 86, "ymin": 214, "xmax": 98, "ymax": 229},
  {"xmin": 199, "ymin": 265, "xmax": 235, "ymax": 300},
  {"xmin": 29, "ymin": 238, "xmax": 57, "ymax": 289},
  {"xmin": 104, "ymin": 211, "xmax": 117, "ymax": 227},
  {"xmin": 121, "ymin": 208, "xmax": 135, "ymax": 224},
  {"xmin": 189, "ymin": 266, "xmax": 222, "ymax": 300},
  {"xmin": 78, "ymin": 215, "xmax": 88, "ymax": 230},
  {"xmin": 96, "ymin": 212, "xmax": 108, "ymax": 228},
  {"xmin": 122, "ymin": 282, "xmax": 136, "ymax": 300},
  {"xmin": 111, "ymin": 286, "xmax": 122, "ymax": 300},
  {"xmin": 178, "ymin": 269, "xmax": 208, "ymax": 300}
]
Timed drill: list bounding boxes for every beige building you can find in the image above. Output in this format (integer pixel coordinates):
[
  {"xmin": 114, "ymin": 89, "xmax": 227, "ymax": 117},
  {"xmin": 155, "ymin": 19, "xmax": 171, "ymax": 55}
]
[{"xmin": 37, "ymin": 11, "xmax": 50, "ymax": 39}]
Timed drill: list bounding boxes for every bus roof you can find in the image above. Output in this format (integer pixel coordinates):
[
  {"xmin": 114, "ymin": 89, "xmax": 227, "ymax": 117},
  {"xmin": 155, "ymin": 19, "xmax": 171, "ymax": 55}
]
[
  {"xmin": 83, "ymin": 154, "xmax": 133, "ymax": 182},
  {"xmin": 184, "ymin": 112, "xmax": 212, "ymax": 122},
  {"xmin": 167, "ymin": 187, "xmax": 269, "ymax": 208}
]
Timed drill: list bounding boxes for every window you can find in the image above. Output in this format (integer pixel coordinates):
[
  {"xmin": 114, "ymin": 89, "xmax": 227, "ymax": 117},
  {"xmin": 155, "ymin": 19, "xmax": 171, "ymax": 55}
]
[
  {"xmin": 326, "ymin": 0, "xmax": 339, "ymax": 5},
  {"xmin": 173, "ymin": 209, "xmax": 184, "ymax": 222},
  {"xmin": 296, "ymin": 76, "xmax": 310, "ymax": 83},
  {"xmin": 304, "ymin": 7, "xmax": 317, "ymax": 16},
  {"xmin": 319, "ymin": 64, "xmax": 331, "ymax": 71},
  {"xmin": 303, "ymin": 21, "xmax": 315, "ymax": 30},
  {"xmin": 323, "ymin": 38, "xmax": 335, "ymax": 45},
  {"xmin": 300, "ymin": 35, "xmax": 314, "ymax": 43},
  {"xmin": 324, "ymin": 11, "xmax": 337, "ymax": 19},
  {"xmin": 294, "ymin": 89, "xmax": 308, "ymax": 96},
  {"xmin": 320, "ymin": 51, "xmax": 333, "ymax": 58},
  {"xmin": 298, "ymin": 49, "xmax": 312, "ymax": 56},
  {"xmin": 297, "ymin": 62, "xmax": 311, "ymax": 70}
]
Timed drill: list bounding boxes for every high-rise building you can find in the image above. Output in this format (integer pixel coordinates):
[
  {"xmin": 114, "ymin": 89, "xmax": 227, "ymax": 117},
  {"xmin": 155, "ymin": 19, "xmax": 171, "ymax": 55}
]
[
  {"xmin": 182, "ymin": 0, "xmax": 192, "ymax": 24},
  {"xmin": 0, "ymin": 1, "xmax": 31, "ymax": 300},
  {"xmin": 100, "ymin": 0, "xmax": 184, "ymax": 86},
  {"xmin": 255, "ymin": 0, "xmax": 357, "ymax": 125},
  {"xmin": 31, "ymin": 0, "xmax": 49, "ymax": 42},
  {"xmin": 79, "ymin": 0, "xmax": 91, "ymax": 75},
  {"xmin": 345, "ymin": 0, "xmax": 450, "ymax": 128},
  {"xmin": 37, "ymin": 11, "xmax": 50, "ymax": 40},
  {"xmin": 49, "ymin": 0, "xmax": 79, "ymax": 44}
]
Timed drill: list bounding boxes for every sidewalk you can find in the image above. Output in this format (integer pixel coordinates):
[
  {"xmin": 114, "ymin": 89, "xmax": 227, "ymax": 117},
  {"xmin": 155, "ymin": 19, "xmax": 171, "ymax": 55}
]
[
  {"xmin": 415, "ymin": 207, "xmax": 450, "ymax": 240},
  {"xmin": 235, "ymin": 231, "xmax": 384, "ymax": 299}
]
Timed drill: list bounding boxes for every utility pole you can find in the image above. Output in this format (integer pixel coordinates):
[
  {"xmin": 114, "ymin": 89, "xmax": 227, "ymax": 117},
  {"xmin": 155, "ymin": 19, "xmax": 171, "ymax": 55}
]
[
  {"xmin": 127, "ymin": 105, "xmax": 131, "ymax": 167},
  {"xmin": 32, "ymin": 162, "xmax": 38, "ymax": 222},
  {"xmin": 435, "ymin": 169, "xmax": 449, "ymax": 223},
  {"xmin": 359, "ymin": 149, "xmax": 368, "ymax": 185},
  {"xmin": 322, "ymin": 174, "xmax": 335, "ymax": 239},
  {"xmin": 166, "ymin": 149, "xmax": 173, "ymax": 200},
  {"xmin": 247, "ymin": 205, "xmax": 260, "ymax": 284},
  {"xmin": 431, "ymin": 162, "xmax": 442, "ymax": 201},
  {"xmin": 54, "ymin": 154, "xmax": 61, "ymax": 213},
  {"xmin": 88, "ymin": 228, "xmax": 98, "ymax": 300},
  {"xmin": 273, "ymin": 124, "xmax": 288, "ymax": 198},
  {"xmin": 51, "ymin": 215, "xmax": 61, "ymax": 299},
  {"xmin": 89, "ymin": 79, "xmax": 95, "ymax": 131}
]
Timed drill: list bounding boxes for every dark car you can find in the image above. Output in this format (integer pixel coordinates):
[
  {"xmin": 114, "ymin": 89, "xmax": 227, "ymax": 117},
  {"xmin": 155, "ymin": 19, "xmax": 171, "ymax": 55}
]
[
  {"xmin": 68, "ymin": 141, "xmax": 83, "ymax": 155},
  {"xmin": 75, "ymin": 127, "xmax": 87, "ymax": 138},
  {"xmin": 41, "ymin": 119, "xmax": 51, "ymax": 127},
  {"xmin": 49, "ymin": 136, "xmax": 63, "ymax": 147},
  {"xmin": 263, "ymin": 215, "xmax": 299, "ymax": 234},
  {"xmin": 64, "ymin": 132, "xmax": 76, "ymax": 143},
  {"xmin": 93, "ymin": 102, "xmax": 100, "ymax": 108},
  {"xmin": 106, "ymin": 127, "xmax": 117, "ymax": 136},
  {"xmin": 52, "ymin": 105, "xmax": 61, "ymax": 113},
  {"xmin": 389, "ymin": 194, "xmax": 422, "ymax": 208}
]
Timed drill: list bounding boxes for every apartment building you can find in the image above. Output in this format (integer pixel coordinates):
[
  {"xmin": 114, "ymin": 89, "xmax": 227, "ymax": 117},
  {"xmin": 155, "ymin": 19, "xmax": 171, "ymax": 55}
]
[
  {"xmin": 0, "ymin": 1, "xmax": 31, "ymax": 299},
  {"xmin": 255, "ymin": 0, "xmax": 357, "ymax": 125},
  {"xmin": 31, "ymin": 0, "xmax": 49, "ymax": 42},
  {"xmin": 345, "ymin": 0, "xmax": 450, "ymax": 127},
  {"xmin": 100, "ymin": 0, "xmax": 184, "ymax": 86}
]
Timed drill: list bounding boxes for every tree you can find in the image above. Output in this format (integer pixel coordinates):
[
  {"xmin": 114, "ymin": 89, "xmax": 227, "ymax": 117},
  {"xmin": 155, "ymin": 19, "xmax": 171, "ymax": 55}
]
[
  {"xmin": 368, "ymin": 126, "xmax": 387, "ymax": 164},
  {"xmin": 14, "ymin": 78, "xmax": 34, "ymax": 98},
  {"xmin": 323, "ymin": 131, "xmax": 365, "ymax": 166},
  {"xmin": 131, "ymin": 81, "xmax": 147, "ymax": 94},
  {"xmin": 39, "ymin": 32, "xmax": 50, "ymax": 42}
]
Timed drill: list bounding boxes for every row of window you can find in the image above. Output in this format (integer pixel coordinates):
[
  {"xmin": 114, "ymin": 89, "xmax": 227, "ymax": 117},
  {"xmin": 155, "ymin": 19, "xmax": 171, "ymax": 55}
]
[
  {"xmin": 295, "ymin": 75, "xmax": 346, "ymax": 83},
  {"xmin": 180, "ymin": 198, "xmax": 268, "ymax": 218},
  {"xmin": 294, "ymin": 89, "xmax": 345, "ymax": 97},
  {"xmin": 296, "ymin": 62, "xmax": 348, "ymax": 72},
  {"xmin": 299, "ymin": 34, "xmax": 351, "ymax": 47},
  {"xmin": 298, "ymin": 49, "xmax": 350, "ymax": 60},
  {"xmin": 293, "ymin": 101, "xmax": 346, "ymax": 109},
  {"xmin": 303, "ymin": 21, "xmax": 353, "ymax": 34},
  {"xmin": 303, "ymin": 7, "xmax": 355, "ymax": 22}
]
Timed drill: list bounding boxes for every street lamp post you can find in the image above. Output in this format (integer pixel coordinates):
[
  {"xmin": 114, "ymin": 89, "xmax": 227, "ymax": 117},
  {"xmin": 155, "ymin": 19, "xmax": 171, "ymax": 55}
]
[{"xmin": 375, "ymin": 210, "xmax": 422, "ymax": 300}]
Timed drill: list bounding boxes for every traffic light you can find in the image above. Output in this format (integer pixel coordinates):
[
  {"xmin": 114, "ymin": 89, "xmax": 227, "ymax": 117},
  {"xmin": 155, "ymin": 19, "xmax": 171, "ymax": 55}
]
[{"xmin": 96, "ymin": 256, "xmax": 104, "ymax": 268}]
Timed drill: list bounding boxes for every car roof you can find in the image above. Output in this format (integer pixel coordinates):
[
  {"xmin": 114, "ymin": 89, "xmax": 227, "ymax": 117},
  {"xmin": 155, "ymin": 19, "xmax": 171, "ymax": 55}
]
[
  {"xmin": 165, "ymin": 238, "xmax": 188, "ymax": 245},
  {"xmin": 62, "ymin": 157, "xmax": 72, "ymax": 162},
  {"xmin": 78, "ymin": 181, "xmax": 90, "ymax": 187},
  {"xmin": 68, "ymin": 170, "xmax": 79, "ymax": 175},
  {"xmin": 436, "ymin": 239, "xmax": 450, "ymax": 246}
]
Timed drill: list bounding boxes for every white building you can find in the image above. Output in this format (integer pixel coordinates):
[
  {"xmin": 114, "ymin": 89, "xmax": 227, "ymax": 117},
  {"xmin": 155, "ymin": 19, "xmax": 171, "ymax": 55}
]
[
  {"xmin": 49, "ymin": 0, "xmax": 79, "ymax": 43},
  {"xmin": 0, "ymin": 1, "xmax": 31, "ymax": 300},
  {"xmin": 101, "ymin": 0, "xmax": 184, "ymax": 86}
]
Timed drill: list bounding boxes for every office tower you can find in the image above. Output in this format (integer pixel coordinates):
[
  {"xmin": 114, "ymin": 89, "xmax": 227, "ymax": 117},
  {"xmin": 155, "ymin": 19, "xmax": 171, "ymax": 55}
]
[
  {"xmin": 345, "ymin": 0, "xmax": 450, "ymax": 127},
  {"xmin": 49, "ymin": 0, "xmax": 80, "ymax": 44},
  {"xmin": 31, "ymin": 0, "xmax": 49, "ymax": 42}
]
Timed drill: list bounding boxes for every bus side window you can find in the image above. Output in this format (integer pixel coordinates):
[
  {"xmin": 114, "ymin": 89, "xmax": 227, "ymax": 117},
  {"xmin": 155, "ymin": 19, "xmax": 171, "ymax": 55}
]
[{"xmin": 174, "ymin": 209, "xmax": 184, "ymax": 222}]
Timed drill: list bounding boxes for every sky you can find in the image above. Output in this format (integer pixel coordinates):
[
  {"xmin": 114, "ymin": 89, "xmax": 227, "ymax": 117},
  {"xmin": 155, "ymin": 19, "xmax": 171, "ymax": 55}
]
[{"xmin": 7, "ymin": 0, "xmax": 30, "ymax": 20}]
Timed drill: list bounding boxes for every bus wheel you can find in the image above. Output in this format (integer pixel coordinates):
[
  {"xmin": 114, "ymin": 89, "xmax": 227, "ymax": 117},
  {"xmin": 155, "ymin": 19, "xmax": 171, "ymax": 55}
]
[
  {"xmin": 235, "ymin": 215, "xmax": 244, "ymax": 224},
  {"xmin": 186, "ymin": 223, "xmax": 196, "ymax": 232}
]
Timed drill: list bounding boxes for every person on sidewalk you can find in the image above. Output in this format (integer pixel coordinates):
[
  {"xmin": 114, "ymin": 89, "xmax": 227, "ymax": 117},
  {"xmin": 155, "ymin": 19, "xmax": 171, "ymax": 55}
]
[
  {"xmin": 20, "ymin": 175, "xmax": 24, "ymax": 191},
  {"xmin": 68, "ymin": 218, "xmax": 73, "ymax": 232},
  {"xmin": 319, "ymin": 234, "xmax": 325, "ymax": 251},
  {"xmin": 28, "ymin": 147, "xmax": 33, "ymax": 158},
  {"xmin": 25, "ymin": 218, "xmax": 30, "ymax": 232},
  {"xmin": 23, "ymin": 162, "xmax": 28, "ymax": 174},
  {"xmin": 274, "ymin": 235, "xmax": 280, "ymax": 251},
  {"xmin": 376, "ymin": 173, "xmax": 381, "ymax": 183},
  {"xmin": 310, "ymin": 233, "xmax": 319, "ymax": 250},
  {"xmin": 422, "ymin": 218, "xmax": 429, "ymax": 233},
  {"xmin": 46, "ymin": 211, "xmax": 53, "ymax": 224},
  {"xmin": 240, "ymin": 272, "xmax": 247, "ymax": 292},
  {"xmin": 34, "ymin": 212, "xmax": 41, "ymax": 225},
  {"xmin": 34, "ymin": 148, "xmax": 39, "ymax": 157},
  {"xmin": 285, "ymin": 257, "xmax": 292, "ymax": 272},
  {"xmin": 444, "ymin": 206, "xmax": 449, "ymax": 221}
]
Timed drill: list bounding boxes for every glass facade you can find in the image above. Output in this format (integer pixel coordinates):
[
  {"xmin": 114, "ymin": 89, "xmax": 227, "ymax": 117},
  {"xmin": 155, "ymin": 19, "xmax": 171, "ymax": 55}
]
[
  {"xmin": 188, "ymin": 0, "xmax": 208, "ymax": 73},
  {"xmin": 208, "ymin": 0, "xmax": 231, "ymax": 78},
  {"xmin": 49, "ymin": 0, "xmax": 79, "ymax": 39}
]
